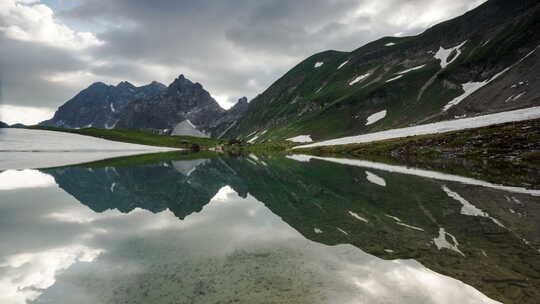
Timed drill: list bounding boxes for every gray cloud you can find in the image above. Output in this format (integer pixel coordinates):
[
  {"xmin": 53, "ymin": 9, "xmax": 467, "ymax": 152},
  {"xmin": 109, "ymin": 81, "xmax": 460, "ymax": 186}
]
[
  {"xmin": 1, "ymin": 0, "xmax": 486, "ymax": 122},
  {"xmin": 0, "ymin": 36, "xmax": 90, "ymax": 108}
]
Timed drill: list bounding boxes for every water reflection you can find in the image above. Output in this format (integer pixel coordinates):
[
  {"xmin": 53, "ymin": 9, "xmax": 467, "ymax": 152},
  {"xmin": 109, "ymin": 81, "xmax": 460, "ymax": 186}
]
[{"xmin": 0, "ymin": 154, "xmax": 539, "ymax": 304}]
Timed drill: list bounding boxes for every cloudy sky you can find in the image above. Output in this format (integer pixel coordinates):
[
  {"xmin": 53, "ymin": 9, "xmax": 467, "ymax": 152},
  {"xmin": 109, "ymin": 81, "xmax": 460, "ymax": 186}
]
[{"xmin": 0, "ymin": 0, "xmax": 486, "ymax": 125}]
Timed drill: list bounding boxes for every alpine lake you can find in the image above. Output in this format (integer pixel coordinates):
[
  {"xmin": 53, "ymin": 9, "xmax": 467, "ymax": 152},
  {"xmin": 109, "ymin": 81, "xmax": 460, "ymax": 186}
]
[{"xmin": 1, "ymin": 151, "xmax": 539, "ymax": 304}]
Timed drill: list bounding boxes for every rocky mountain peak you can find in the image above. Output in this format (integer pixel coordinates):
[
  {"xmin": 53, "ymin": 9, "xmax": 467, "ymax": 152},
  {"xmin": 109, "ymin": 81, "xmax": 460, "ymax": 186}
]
[
  {"xmin": 230, "ymin": 97, "xmax": 249, "ymax": 113},
  {"xmin": 166, "ymin": 74, "xmax": 208, "ymax": 99},
  {"xmin": 237, "ymin": 97, "xmax": 248, "ymax": 105},
  {"xmin": 149, "ymin": 81, "xmax": 167, "ymax": 89},
  {"xmin": 88, "ymin": 82, "xmax": 109, "ymax": 90},
  {"xmin": 116, "ymin": 81, "xmax": 136, "ymax": 90}
]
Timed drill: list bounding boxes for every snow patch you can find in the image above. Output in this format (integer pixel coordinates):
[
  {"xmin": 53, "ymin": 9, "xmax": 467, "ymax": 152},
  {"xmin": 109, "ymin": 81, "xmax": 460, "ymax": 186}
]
[
  {"xmin": 294, "ymin": 106, "xmax": 540, "ymax": 151},
  {"xmin": 0, "ymin": 129, "xmax": 178, "ymax": 170},
  {"xmin": 386, "ymin": 75, "xmax": 403, "ymax": 83},
  {"xmin": 314, "ymin": 62, "xmax": 324, "ymax": 68},
  {"xmin": 506, "ymin": 92, "xmax": 526, "ymax": 102},
  {"xmin": 314, "ymin": 228, "xmax": 323, "ymax": 234},
  {"xmin": 385, "ymin": 214, "xmax": 402, "ymax": 222},
  {"xmin": 396, "ymin": 222, "xmax": 424, "ymax": 231},
  {"xmin": 248, "ymin": 154, "xmax": 260, "ymax": 162},
  {"xmin": 286, "ymin": 155, "xmax": 313, "ymax": 162},
  {"xmin": 434, "ymin": 41, "xmax": 467, "ymax": 69},
  {"xmin": 110, "ymin": 182, "xmax": 116, "ymax": 192},
  {"xmin": 385, "ymin": 42, "xmax": 396, "ymax": 46},
  {"xmin": 366, "ymin": 171, "xmax": 386, "ymax": 187},
  {"xmin": 366, "ymin": 110, "xmax": 387, "ymax": 126},
  {"xmin": 104, "ymin": 120, "xmax": 115, "ymax": 130},
  {"xmin": 442, "ymin": 186, "xmax": 505, "ymax": 228},
  {"xmin": 285, "ymin": 155, "xmax": 540, "ymax": 197},
  {"xmin": 396, "ymin": 64, "xmax": 426, "ymax": 75},
  {"xmin": 337, "ymin": 228, "xmax": 349, "ymax": 235},
  {"xmin": 348, "ymin": 211, "xmax": 369, "ymax": 223},
  {"xmin": 349, "ymin": 73, "xmax": 370, "ymax": 86},
  {"xmin": 433, "ymin": 228, "xmax": 465, "ymax": 256},
  {"xmin": 337, "ymin": 60, "xmax": 349, "ymax": 70},
  {"xmin": 287, "ymin": 135, "xmax": 313, "ymax": 143},
  {"xmin": 444, "ymin": 46, "xmax": 539, "ymax": 111},
  {"xmin": 247, "ymin": 135, "xmax": 259, "ymax": 143}
]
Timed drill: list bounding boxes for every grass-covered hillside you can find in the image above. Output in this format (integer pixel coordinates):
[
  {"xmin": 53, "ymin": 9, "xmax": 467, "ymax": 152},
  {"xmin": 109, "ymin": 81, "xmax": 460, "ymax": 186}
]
[{"xmin": 221, "ymin": 0, "xmax": 540, "ymax": 143}]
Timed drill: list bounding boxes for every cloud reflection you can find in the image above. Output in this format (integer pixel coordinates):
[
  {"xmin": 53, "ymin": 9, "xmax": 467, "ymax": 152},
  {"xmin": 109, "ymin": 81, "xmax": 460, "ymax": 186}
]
[{"xmin": 0, "ymin": 170, "xmax": 56, "ymax": 191}]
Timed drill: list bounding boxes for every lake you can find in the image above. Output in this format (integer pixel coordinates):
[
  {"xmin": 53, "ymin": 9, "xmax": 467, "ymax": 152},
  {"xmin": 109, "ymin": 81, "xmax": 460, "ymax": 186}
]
[{"xmin": 0, "ymin": 153, "xmax": 539, "ymax": 304}]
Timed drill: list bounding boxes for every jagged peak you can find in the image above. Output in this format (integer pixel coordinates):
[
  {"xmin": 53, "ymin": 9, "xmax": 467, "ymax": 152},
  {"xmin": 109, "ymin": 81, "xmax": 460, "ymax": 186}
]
[
  {"xmin": 168, "ymin": 74, "xmax": 195, "ymax": 88},
  {"xmin": 116, "ymin": 81, "xmax": 136, "ymax": 89},
  {"xmin": 149, "ymin": 81, "xmax": 167, "ymax": 88},
  {"xmin": 227, "ymin": 97, "xmax": 249, "ymax": 113},
  {"xmin": 87, "ymin": 81, "xmax": 108, "ymax": 89},
  {"xmin": 166, "ymin": 74, "xmax": 209, "ymax": 97}
]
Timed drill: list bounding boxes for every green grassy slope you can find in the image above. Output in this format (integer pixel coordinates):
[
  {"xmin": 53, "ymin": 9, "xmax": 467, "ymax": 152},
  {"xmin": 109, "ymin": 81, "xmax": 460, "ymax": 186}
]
[{"xmin": 224, "ymin": 0, "xmax": 540, "ymax": 143}]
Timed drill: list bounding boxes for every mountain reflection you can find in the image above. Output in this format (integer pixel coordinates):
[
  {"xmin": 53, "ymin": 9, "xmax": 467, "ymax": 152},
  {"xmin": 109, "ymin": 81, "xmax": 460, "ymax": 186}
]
[
  {"xmin": 39, "ymin": 154, "xmax": 540, "ymax": 304},
  {"xmin": 44, "ymin": 158, "xmax": 248, "ymax": 219}
]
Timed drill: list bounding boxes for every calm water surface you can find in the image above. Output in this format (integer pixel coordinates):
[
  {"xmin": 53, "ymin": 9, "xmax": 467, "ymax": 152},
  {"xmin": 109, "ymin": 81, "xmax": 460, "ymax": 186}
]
[{"xmin": 0, "ymin": 154, "xmax": 539, "ymax": 304}]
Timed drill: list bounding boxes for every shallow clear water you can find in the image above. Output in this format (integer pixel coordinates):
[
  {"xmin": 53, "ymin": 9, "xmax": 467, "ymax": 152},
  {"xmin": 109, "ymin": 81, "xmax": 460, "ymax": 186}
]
[{"xmin": 0, "ymin": 154, "xmax": 539, "ymax": 304}]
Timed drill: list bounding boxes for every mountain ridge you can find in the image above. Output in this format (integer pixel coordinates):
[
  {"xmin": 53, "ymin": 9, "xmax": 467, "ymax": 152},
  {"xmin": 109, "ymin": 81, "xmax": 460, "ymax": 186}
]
[
  {"xmin": 221, "ymin": 0, "xmax": 540, "ymax": 142},
  {"xmin": 39, "ymin": 74, "xmax": 249, "ymax": 137},
  {"xmin": 40, "ymin": 80, "xmax": 167, "ymax": 129}
]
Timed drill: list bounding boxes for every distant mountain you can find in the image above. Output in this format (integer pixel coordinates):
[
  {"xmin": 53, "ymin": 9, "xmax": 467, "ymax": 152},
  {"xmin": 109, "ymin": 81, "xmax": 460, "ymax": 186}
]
[
  {"xmin": 209, "ymin": 97, "xmax": 249, "ymax": 138},
  {"xmin": 39, "ymin": 75, "xmax": 249, "ymax": 137},
  {"xmin": 222, "ymin": 0, "xmax": 540, "ymax": 142},
  {"xmin": 0, "ymin": 122, "xmax": 27, "ymax": 128},
  {"xmin": 40, "ymin": 81, "xmax": 167, "ymax": 129},
  {"xmin": 116, "ymin": 74, "xmax": 226, "ymax": 135}
]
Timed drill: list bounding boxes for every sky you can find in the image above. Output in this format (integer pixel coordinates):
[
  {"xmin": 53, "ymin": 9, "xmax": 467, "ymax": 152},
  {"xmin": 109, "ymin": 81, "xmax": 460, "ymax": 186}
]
[{"xmin": 0, "ymin": 0, "xmax": 486, "ymax": 125}]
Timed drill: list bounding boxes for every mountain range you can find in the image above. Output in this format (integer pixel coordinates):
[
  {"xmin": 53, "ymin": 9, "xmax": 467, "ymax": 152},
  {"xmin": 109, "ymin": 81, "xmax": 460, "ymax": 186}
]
[{"xmin": 39, "ymin": 0, "xmax": 540, "ymax": 141}]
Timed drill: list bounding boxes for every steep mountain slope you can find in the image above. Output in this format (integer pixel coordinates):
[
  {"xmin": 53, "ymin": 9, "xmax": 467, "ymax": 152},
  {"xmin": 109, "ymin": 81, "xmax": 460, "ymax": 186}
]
[
  {"xmin": 116, "ymin": 75, "xmax": 225, "ymax": 135},
  {"xmin": 40, "ymin": 81, "xmax": 166, "ymax": 129},
  {"xmin": 209, "ymin": 97, "xmax": 249, "ymax": 138},
  {"xmin": 224, "ymin": 0, "xmax": 540, "ymax": 142}
]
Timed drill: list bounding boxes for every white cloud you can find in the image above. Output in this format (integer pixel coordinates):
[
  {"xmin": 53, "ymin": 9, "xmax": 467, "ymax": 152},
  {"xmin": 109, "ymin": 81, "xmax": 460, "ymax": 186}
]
[
  {"xmin": 0, "ymin": 245, "xmax": 103, "ymax": 304},
  {"xmin": 0, "ymin": 0, "xmax": 490, "ymax": 123},
  {"xmin": 0, "ymin": 104, "xmax": 54, "ymax": 125},
  {"xmin": 0, "ymin": 0, "xmax": 102, "ymax": 50}
]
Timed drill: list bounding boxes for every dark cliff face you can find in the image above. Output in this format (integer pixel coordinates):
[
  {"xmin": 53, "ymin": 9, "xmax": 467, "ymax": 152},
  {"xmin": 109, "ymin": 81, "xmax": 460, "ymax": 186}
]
[
  {"xmin": 40, "ymin": 81, "xmax": 167, "ymax": 129},
  {"xmin": 222, "ymin": 0, "xmax": 540, "ymax": 141},
  {"xmin": 115, "ymin": 75, "xmax": 225, "ymax": 134},
  {"xmin": 39, "ymin": 73, "xmax": 248, "ymax": 137}
]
